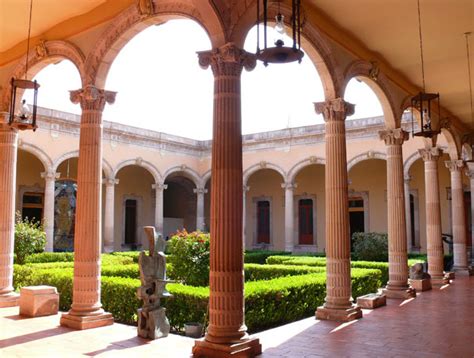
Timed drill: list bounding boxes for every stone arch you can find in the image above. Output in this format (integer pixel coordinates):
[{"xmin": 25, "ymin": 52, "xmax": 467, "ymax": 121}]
[
  {"xmin": 52, "ymin": 150, "xmax": 79, "ymax": 172},
  {"xmin": 228, "ymin": 2, "xmax": 340, "ymax": 100},
  {"xmin": 343, "ymin": 60, "xmax": 399, "ymax": 129},
  {"xmin": 114, "ymin": 158, "xmax": 162, "ymax": 184},
  {"xmin": 440, "ymin": 127, "xmax": 461, "ymax": 160},
  {"xmin": 102, "ymin": 159, "xmax": 113, "ymax": 180},
  {"xmin": 163, "ymin": 165, "xmax": 201, "ymax": 188},
  {"xmin": 17, "ymin": 142, "xmax": 53, "ymax": 172},
  {"xmin": 347, "ymin": 151, "xmax": 387, "ymax": 173},
  {"xmin": 287, "ymin": 156, "xmax": 326, "ymax": 183},
  {"xmin": 243, "ymin": 162, "xmax": 286, "ymax": 185},
  {"xmin": 1, "ymin": 40, "xmax": 86, "ymax": 112},
  {"xmin": 403, "ymin": 146, "xmax": 449, "ymax": 177},
  {"xmin": 202, "ymin": 169, "xmax": 212, "ymax": 187},
  {"xmin": 84, "ymin": 2, "xmax": 224, "ymax": 88}
]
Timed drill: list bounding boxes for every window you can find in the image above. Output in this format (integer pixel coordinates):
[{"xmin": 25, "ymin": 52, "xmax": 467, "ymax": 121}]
[
  {"xmin": 22, "ymin": 192, "xmax": 43, "ymax": 224},
  {"xmin": 349, "ymin": 197, "xmax": 365, "ymax": 247},
  {"xmin": 125, "ymin": 199, "xmax": 137, "ymax": 246},
  {"xmin": 298, "ymin": 199, "xmax": 313, "ymax": 245},
  {"xmin": 257, "ymin": 200, "xmax": 270, "ymax": 244}
]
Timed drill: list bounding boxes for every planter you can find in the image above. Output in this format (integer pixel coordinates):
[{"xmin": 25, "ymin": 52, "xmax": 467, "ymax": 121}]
[{"xmin": 184, "ymin": 322, "xmax": 203, "ymax": 338}]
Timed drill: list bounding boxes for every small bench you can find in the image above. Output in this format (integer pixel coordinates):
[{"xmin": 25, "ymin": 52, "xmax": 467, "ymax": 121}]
[
  {"xmin": 356, "ymin": 293, "xmax": 386, "ymax": 309},
  {"xmin": 19, "ymin": 286, "xmax": 59, "ymax": 317}
]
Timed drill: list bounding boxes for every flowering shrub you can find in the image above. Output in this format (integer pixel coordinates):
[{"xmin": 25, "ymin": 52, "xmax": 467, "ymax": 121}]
[
  {"xmin": 14, "ymin": 213, "xmax": 46, "ymax": 264},
  {"xmin": 167, "ymin": 229, "xmax": 210, "ymax": 287}
]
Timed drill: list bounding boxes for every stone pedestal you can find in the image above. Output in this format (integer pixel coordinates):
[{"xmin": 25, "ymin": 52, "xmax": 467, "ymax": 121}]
[
  {"xmin": 314, "ymin": 98, "xmax": 362, "ymax": 322},
  {"xmin": 19, "ymin": 285, "xmax": 59, "ymax": 317},
  {"xmin": 409, "ymin": 278, "xmax": 432, "ymax": 291},
  {"xmin": 431, "ymin": 276, "xmax": 450, "ymax": 287},
  {"xmin": 60, "ymin": 86, "xmax": 116, "ymax": 330},
  {"xmin": 356, "ymin": 293, "xmax": 386, "ymax": 309},
  {"xmin": 193, "ymin": 44, "xmax": 260, "ymax": 357}
]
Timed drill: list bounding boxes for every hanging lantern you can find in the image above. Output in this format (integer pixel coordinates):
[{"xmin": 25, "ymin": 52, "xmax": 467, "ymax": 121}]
[
  {"xmin": 9, "ymin": 78, "xmax": 39, "ymax": 131},
  {"xmin": 256, "ymin": 0, "xmax": 304, "ymax": 66},
  {"xmin": 411, "ymin": 92, "xmax": 440, "ymax": 138}
]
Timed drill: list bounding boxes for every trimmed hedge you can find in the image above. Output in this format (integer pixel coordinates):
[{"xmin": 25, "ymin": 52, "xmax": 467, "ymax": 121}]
[
  {"xmin": 244, "ymin": 250, "xmax": 291, "ymax": 264},
  {"xmin": 244, "ymin": 264, "xmax": 325, "ymax": 281}
]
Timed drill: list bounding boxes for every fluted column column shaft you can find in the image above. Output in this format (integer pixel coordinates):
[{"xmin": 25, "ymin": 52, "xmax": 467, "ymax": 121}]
[
  {"xmin": 445, "ymin": 160, "xmax": 468, "ymax": 269},
  {"xmin": 152, "ymin": 183, "xmax": 167, "ymax": 234},
  {"xmin": 0, "ymin": 117, "xmax": 18, "ymax": 302},
  {"xmin": 420, "ymin": 147, "xmax": 445, "ymax": 280},
  {"xmin": 41, "ymin": 170, "xmax": 60, "ymax": 252},
  {"xmin": 197, "ymin": 44, "xmax": 256, "ymax": 344},
  {"xmin": 404, "ymin": 176, "xmax": 413, "ymax": 251},
  {"xmin": 243, "ymin": 185, "xmax": 249, "ymax": 250},
  {"xmin": 380, "ymin": 129, "xmax": 412, "ymax": 295},
  {"xmin": 194, "ymin": 187, "xmax": 207, "ymax": 231},
  {"xmin": 282, "ymin": 182, "xmax": 297, "ymax": 252},
  {"xmin": 467, "ymin": 165, "xmax": 474, "ymax": 264},
  {"xmin": 103, "ymin": 178, "xmax": 118, "ymax": 253}
]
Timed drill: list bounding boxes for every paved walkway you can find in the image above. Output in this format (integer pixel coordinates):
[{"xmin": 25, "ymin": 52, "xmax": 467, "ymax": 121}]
[{"xmin": 1, "ymin": 277, "xmax": 472, "ymax": 357}]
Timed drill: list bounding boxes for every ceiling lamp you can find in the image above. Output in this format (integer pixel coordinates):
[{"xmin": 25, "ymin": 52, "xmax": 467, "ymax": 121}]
[
  {"xmin": 411, "ymin": 0, "xmax": 440, "ymax": 138},
  {"xmin": 9, "ymin": 0, "xmax": 40, "ymax": 131},
  {"xmin": 256, "ymin": 0, "xmax": 304, "ymax": 66}
]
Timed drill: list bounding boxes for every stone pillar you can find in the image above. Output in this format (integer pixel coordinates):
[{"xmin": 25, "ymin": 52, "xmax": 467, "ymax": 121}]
[
  {"xmin": 60, "ymin": 85, "xmax": 116, "ymax": 329},
  {"xmin": 41, "ymin": 170, "xmax": 60, "ymax": 252},
  {"xmin": 152, "ymin": 183, "xmax": 167, "ymax": 235},
  {"xmin": 103, "ymin": 178, "xmax": 118, "ymax": 253},
  {"xmin": 404, "ymin": 175, "xmax": 413, "ymax": 252},
  {"xmin": 419, "ymin": 147, "xmax": 449, "ymax": 286},
  {"xmin": 243, "ymin": 185, "xmax": 249, "ymax": 250},
  {"xmin": 0, "ymin": 113, "xmax": 19, "ymax": 307},
  {"xmin": 314, "ymin": 98, "xmax": 362, "ymax": 322},
  {"xmin": 281, "ymin": 182, "xmax": 297, "ymax": 252},
  {"xmin": 466, "ymin": 163, "xmax": 474, "ymax": 265},
  {"xmin": 445, "ymin": 160, "xmax": 471, "ymax": 274},
  {"xmin": 194, "ymin": 187, "xmax": 207, "ymax": 232},
  {"xmin": 193, "ymin": 43, "xmax": 261, "ymax": 357},
  {"xmin": 379, "ymin": 129, "xmax": 415, "ymax": 299}
]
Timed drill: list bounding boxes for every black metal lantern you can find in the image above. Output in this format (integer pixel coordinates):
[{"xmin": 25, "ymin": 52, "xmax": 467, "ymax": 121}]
[
  {"xmin": 411, "ymin": 92, "xmax": 440, "ymax": 138},
  {"xmin": 9, "ymin": 78, "xmax": 39, "ymax": 131},
  {"xmin": 256, "ymin": 0, "xmax": 304, "ymax": 66}
]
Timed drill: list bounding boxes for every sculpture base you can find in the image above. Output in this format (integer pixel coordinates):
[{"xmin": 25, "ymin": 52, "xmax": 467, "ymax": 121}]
[
  {"xmin": 316, "ymin": 304, "xmax": 362, "ymax": 322},
  {"xmin": 382, "ymin": 286, "xmax": 416, "ymax": 299},
  {"xmin": 60, "ymin": 311, "xmax": 113, "ymax": 330},
  {"xmin": 0, "ymin": 292, "xmax": 19, "ymax": 308},
  {"xmin": 356, "ymin": 293, "xmax": 386, "ymax": 309},
  {"xmin": 193, "ymin": 337, "xmax": 261, "ymax": 358},
  {"xmin": 453, "ymin": 267, "xmax": 474, "ymax": 276},
  {"xmin": 409, "ymin": 278, "xmax": 432, "ymax": 292}
]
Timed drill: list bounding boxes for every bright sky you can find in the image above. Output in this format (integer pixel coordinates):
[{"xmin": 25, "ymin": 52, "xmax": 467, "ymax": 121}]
[{"xmin": 24, "ymin": 20, "xmax": 382, "ymax": 140}]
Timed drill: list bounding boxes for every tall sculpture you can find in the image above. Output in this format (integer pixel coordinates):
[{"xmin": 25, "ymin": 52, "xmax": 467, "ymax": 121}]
[{"xmin": 137, "ymin": 226, "xmax": 171, "ymax": 339}]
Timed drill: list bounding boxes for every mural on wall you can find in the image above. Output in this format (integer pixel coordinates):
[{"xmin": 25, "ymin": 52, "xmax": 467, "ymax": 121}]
[{"xmin": 54, "ymin": 180, "xmax": 77, "ymax": 252}]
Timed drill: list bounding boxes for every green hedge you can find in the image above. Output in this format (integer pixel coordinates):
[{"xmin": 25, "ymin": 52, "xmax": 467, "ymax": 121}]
[
  {"xmin": 244, "ymin": 264, "xmax": 325, "ymax": 281},
  {"xmin": 244, "ymin": 250, "xmax": 291, "ymax": 264}
]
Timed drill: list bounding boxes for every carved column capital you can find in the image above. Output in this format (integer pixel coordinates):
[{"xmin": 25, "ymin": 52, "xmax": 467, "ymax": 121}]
[
  {"xmin": 314, "ymin": 98, "xmax": 355, "ymax": 122},
  {"xmin": 379, "ymin": 128, "xmax": 409, "ymax": 146},
  {"xmin": 152, "ymin": 183, "xmax": 168, "ymax": 191},
  {"xmin": 70, "ymin": 85, "xmax": 116, "ymax": 112},
  {"xmin": 198, "ymin": 43, "xmax": 256, "ymax": 77},
  {"xmin": 418, "ymin": 147, "xmax": 442, "ymax": 162},
  {"xmin": 281, "ymin": 182, "xmax": 298, "ymax": 191},
  {"xmin": 193, "ymin": 187, "xmax": 208, "ymax": 195},
  {"xmin": 41, "ymin": 171, "xmax": 60, "ymax": 181},
  {"xmin": 445, "ymin": 160, "xmax": 464, "ymax": 173}
]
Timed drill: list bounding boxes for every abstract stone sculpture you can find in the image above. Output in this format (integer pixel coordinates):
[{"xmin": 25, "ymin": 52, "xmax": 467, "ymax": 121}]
[
  {"xmin": 409, "ymin": 263, "xmax": 430, "ymax": 280},
  {"xmin": 137, "ymin": 226, "xmax": 171, "ymax": 339}
]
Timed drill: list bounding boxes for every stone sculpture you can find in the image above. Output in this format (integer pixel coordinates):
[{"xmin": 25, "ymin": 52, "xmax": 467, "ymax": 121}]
[
  {"xmin": 137, "ymin": 226, "xmax": 171, "ymax": 339},
  {"xmin": 409, "ymin": 263, "xmax": 431, "ymax": 280}
]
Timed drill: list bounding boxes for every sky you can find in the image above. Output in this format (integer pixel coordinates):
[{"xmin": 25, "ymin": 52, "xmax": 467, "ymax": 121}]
[{"xmin": 24, "ymin": 20, "xmax": 383, "ymax": 140}]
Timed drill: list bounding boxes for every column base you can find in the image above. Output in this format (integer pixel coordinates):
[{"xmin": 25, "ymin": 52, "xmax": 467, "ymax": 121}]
[
  {"xmin": 381, "ymin": 286, "xmax": 416, "ymax": 299},
  {"xmin": 192, "ymin": 337, "xmax": 261, "ymax": 358},
  {"xmin": 60, "ymin": 311, "xmax": 113, "ymax": 330},
  {"xmin": 409, "ymin": 278, "xmax": 432, "ymax": 292},
  {"xmin": 0, "ymin": 292, "xmax": 19, "ymax": 308},
  {"xmin": 452, "ymin": 266, "xmax": 474, "ymax": 276},
  {"xmin": 316, "ymin": 304, "xmax": 362, "ymax": 322}
]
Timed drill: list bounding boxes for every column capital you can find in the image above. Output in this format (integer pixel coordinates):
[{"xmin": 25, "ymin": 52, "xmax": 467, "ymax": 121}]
[
  {"xmin": 152, "ymin": 183, "xmax": 168, "ymax": 191},
  {"xmin": 281, "ymin": 182, "xmax": 298, "ymax": 190},
  {"xmin": 41, "ymin": 170, "xmax": 60, "ymax": 181},
  {"xmin": 197, "ymin": 43, "xmax": 256, "ymax": 77},
  {"xmin": 314, "ymin": 98, "xmax": 355, "ymax": 122},
  {"xmin": 103, "ymin": 177, "xmax": 119, "ymax": 186},
  {"xmin": 70, "ymin": 85, "xmax": 116, "ymax": 112},
  {"xmin": 379, "ymin": 128, "xmax": 409, "ymax": 146},
  {"xmin": 193, "ymin": 187, "xmax": 208, "ymax": 195},
  {"xmin": 445, "ymin": 160, "xmax": 464, "ymax": 172},
  {"xmin": 418, "ymin": 147, "xmax": 442, "ymax": 162}
]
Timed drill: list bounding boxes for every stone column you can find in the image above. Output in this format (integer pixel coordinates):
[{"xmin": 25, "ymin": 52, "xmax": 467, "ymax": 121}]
[
  {"xmin": 419, "ymin": 147, "xmax": 449, "ymax": 286},
  {"xmin": 41, "ymin": 170, "xmax": 60, "ymax": 252},
  {"xmin": 0, "ymin": 113, "xmax": 19, "ymax": 307},
  {"xmin": 445, "ymin": 160, "xmax": 471, "ymax": 274},
  {"xmin": 193, "ymin": 43, "xmax": 261, "ymax": 357},
  {"xmin": 103, "ymin": 178, "xmax": 118, "ymax": 253},
  {"xmin": 60, "ymin": 85, "xmax": 116, "ymax": 329},
  {"xmin": 243, "ymin": 185, "xmax": 249, "ymax": 250},
  {"xmin": 281, "ymin": 182, "xmax": 297, "ymax": 252},
  {"xmin": 380, "ymin": 129, "xmax": 415, "ymax": 299},
  {"xmin": 314, "ymin": 98, "xmax": 362, "ymax": 322},
  {"xmin": 194, "ymin": 187, "xmax": 207, "ymax": 232},
  {"xmin": 404, "ymin": 175, "xmax": 413, "ymax": 252},
  {"xmin": 152, "ymin": 183, "xmax": 167, "ymax": 235},
  {"xmin": 466, "ymin": 163, "xmax": 474, "ymax": 265}
]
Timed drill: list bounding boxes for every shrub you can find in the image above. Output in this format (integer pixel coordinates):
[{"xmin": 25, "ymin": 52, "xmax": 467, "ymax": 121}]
[
  {"xmin": 167, "ymin": 230, "xmax": 210, "ymax": 287},
  {"xmin": 244, "ymin": 264, "xmax": 325, "ymax": 281},
  {"xmin": 101, "ymin": 264, "xmax": 140, "ymax": 279},
  {"xmin": 14, "ymin": 215, "xmax": 46, "ymax": 264},
  {"xmin": 352, "ymin": 232, "xmax": 388, "ymax": 262},
  {"xmin": 109, "ymin": 251, "xmax": 141, "ymax": 263},
  {"xmin": 244, "ymin": 250, "xmax": 290, "ymax": 264},
  {"xmin": 25, "ymin": 252, "xmax": 74, "ymax": 264}
]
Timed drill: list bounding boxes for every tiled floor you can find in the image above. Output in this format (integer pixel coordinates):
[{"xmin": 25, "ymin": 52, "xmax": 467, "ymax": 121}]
[{"xmin": 1, "ymin": 277, "xmax": 473, "ymax": 357}]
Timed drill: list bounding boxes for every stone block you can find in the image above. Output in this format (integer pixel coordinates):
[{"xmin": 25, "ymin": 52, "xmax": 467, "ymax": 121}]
[
  {"xmin": 409, "ymin": 278, "xmax": 432, "ymax": 292},
  {"xmin": 356, "ymin": 293, "xmax": 386, "ymax": 309},
  {"xmin": 382, "ymin": 286, "xmax": 416, "ymax": 299},
  {"xmin": 19, "ymin": 286, "xmax": 59, "ymax": 317},
  {"xmin": 60, "ymin": 312, "xmax": 114, "ymax": 330},
  {"xmin": 316, "ymin": 304, "xmax": 362, "ymax": 322}
]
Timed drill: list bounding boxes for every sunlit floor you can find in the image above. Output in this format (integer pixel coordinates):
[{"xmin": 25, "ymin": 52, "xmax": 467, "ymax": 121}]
[{"xmin": 1, "ymin": 277, "xmax": 473, "ymax": 357}]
